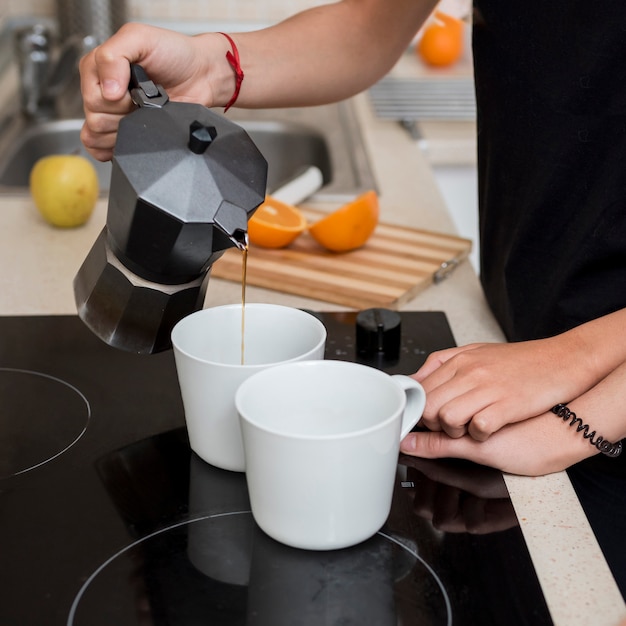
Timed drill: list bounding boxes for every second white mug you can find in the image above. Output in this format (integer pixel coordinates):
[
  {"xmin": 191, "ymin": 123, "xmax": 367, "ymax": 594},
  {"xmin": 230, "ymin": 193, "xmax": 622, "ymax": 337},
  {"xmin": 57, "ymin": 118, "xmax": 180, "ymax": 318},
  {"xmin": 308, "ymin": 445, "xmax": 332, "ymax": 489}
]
[{"xmin": 171, "ymin": 304, "xmax": 327, "ymax": 472}]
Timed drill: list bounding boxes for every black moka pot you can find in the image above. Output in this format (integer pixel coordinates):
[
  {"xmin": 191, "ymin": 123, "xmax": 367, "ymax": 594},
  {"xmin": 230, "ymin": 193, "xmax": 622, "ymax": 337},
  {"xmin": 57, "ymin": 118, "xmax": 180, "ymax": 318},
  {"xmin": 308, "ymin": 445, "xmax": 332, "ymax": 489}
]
[{"xmin": 74, "ymin": 65, "xmax": 268, "ymax": 354}]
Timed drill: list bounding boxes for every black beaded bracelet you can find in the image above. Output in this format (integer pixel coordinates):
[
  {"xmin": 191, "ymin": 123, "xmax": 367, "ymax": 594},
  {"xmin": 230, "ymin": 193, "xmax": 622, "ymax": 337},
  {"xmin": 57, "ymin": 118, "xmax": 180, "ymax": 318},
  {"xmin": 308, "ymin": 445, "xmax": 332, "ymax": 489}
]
[{"xmin": 551, "ymin": 403, "xmax": 623, "ymax": 458}]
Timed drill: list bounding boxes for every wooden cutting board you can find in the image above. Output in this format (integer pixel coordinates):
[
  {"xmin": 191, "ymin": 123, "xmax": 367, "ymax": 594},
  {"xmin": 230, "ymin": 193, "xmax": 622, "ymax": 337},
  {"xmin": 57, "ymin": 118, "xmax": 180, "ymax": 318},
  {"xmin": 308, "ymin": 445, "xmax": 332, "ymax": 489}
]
[{"xmin": 212, "ymin": 208, "xmax": 472, "ymax": 309}]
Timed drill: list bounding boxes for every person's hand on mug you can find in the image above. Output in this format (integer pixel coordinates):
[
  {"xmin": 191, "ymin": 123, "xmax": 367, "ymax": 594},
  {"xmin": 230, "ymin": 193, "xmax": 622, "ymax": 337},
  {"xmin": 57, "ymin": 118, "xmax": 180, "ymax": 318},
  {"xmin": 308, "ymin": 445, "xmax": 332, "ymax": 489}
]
[
  {"xmin": 411, "ymin": 339, "xmax": 591, "ymax": 441},
  {"xmin": 80, "ymin": 24, "xmax": 235, "ymax": 161},
  {"xmin": 403, "ymin": 343, "xmax": 626, "ymax": 476},
  {"xmin": 412, "ymin": 309, "xmax": 626, "ymax": 443},
  {"xmin": 401, "ymin": 408, "xmax": 602, "ymax": 476}
]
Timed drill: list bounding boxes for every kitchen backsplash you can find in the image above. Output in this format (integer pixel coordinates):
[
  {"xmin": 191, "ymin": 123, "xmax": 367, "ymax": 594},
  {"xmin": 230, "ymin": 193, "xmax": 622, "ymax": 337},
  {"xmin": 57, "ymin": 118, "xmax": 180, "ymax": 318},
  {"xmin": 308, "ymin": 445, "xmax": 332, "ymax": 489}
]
[{"xmin": 1, "ymin": 0, "xmax": 322, "ymax": 28}]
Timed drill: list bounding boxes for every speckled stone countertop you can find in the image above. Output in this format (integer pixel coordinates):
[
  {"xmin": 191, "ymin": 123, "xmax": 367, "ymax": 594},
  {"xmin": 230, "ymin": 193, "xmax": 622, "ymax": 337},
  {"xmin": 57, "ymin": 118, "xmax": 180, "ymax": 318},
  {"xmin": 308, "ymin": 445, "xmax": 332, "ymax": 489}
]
[{"xmin": 0, "ymin": 62, "xmax": 624, "ymax": 623}]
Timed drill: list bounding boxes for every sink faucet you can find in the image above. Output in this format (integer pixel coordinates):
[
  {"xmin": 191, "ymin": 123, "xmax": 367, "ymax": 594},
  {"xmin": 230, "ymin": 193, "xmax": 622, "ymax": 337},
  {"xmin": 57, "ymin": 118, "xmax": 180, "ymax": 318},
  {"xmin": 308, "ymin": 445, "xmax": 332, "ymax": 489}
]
[{"xmin": 14, "ymin": 24, "xmax": 95, "ymax": 120}]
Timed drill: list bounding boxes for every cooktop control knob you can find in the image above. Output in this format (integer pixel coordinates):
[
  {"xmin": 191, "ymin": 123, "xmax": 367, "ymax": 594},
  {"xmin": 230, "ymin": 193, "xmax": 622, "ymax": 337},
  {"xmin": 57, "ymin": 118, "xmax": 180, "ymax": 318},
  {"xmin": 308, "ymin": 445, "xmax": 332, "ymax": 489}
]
[{"xmin": 356, "ymin": 308, "xmax": 402, "ymax": 361}]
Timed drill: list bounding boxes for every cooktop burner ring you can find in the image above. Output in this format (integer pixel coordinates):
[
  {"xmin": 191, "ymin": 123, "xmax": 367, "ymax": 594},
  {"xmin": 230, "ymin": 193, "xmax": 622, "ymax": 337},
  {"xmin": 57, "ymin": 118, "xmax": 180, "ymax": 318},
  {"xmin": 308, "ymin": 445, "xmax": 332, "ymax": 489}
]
[
  {"xmin": 0, "ymin": 367, "xmax": 91, "ymax": 478},
  {"xmin": 68, "ymin": 511, "xmax": 453, "ymax": 626}
]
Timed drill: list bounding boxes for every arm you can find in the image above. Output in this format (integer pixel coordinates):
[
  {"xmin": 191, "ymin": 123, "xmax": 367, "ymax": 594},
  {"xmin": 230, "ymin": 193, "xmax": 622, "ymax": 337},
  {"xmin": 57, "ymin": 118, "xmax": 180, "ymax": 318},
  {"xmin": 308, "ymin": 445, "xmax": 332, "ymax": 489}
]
[
  {"xmin": 233, "ymin": 0, "xmax": 437, "ymax": 106},
  {"xmin": 410, "ymin": 307, "xmax": 626, "ymax": 441},
  {"xmin": 399, "ymin": 308, "xmax": 626, "ymax": 475},
  {"xmin": 80, "ymin": 0, "xmax": 437, "ymax": 160},
  {"xmin": 401, "ymin": 355, "xmax": 626, "ymax": 476}
]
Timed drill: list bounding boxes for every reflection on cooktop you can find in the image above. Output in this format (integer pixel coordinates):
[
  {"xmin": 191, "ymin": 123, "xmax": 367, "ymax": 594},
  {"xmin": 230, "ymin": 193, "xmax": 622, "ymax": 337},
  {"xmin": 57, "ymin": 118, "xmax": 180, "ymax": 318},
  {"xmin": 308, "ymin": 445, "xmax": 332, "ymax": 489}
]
[
  {"xmin": 0, "ymin": 367, "xmax": 90, "ymax": 478},
  {"xmin": 68, "ymin": 512, "xmax": 452, "ymax": 626},
  {"xmin": 71, "ymin": 428, "xmax": 551, "ymax": 626},
  {"xmin": 0, "ymin": 314, "xmax": 556, "ymax": 626}
]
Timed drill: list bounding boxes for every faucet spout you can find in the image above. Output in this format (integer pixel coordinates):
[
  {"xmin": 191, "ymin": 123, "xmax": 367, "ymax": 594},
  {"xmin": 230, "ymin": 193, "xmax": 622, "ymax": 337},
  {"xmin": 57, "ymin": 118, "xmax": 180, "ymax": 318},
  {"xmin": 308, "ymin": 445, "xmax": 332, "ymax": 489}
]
[
  {"xmin": 14, "ymin": 24, "xmax": 51, "ymax": 118},
  {"xmin": 14, "ymin": 24, "xmax": 96, "ymax": 120}
]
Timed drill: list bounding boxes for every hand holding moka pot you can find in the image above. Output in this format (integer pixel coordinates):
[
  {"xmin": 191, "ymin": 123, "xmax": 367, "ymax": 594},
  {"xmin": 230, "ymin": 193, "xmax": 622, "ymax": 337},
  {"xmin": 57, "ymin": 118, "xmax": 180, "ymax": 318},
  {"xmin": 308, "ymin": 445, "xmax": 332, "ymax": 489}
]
[{"xmin": 74, "ymin": 65, "xmax": 268, "ymax": 354}]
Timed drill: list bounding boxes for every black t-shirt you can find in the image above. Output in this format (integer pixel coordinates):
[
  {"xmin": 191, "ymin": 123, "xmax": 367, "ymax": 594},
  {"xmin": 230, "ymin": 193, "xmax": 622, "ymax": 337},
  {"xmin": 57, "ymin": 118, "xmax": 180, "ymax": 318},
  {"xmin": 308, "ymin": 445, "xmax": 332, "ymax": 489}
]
[{"xmin": 473, "ymin": 0, "xmax": 626, "ymax": 342}]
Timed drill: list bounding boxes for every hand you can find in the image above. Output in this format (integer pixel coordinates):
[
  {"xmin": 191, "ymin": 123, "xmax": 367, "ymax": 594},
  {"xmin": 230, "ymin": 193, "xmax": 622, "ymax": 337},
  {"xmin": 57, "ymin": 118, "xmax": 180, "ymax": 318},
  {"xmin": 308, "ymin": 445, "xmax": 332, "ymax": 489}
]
[
  {"xmin": 415, "ymin": 309, "xmax": 626, "ymax": 442},
  {"xmin": 405, "ymin": 355, "xmax": 626, "ymax": 476},
  {"xmin": 78, "ymin": 1, "xmax": 439, "ymax": 162},
  {"xmin": 79, "ymin": 24, "xmax": 232, "ymax": 161},
  {"xmin": 399, "ymin": 457, "xmax": 518, "ymax": 534},
  {"xmin": 401, "ymin": 409, "xmax": 599, "ymax": 476},
  {"xmin": 413, "ymin": 338, "xmax": 593, "ymax": 441}
]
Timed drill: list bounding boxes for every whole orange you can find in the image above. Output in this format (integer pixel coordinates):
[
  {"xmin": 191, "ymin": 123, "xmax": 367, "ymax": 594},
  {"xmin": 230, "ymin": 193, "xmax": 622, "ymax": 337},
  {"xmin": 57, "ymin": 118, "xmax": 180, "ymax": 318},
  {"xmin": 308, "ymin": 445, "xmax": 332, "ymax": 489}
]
[{"xmin": 417, "ymin": 12, "xmax": 464, "ymax": 67}]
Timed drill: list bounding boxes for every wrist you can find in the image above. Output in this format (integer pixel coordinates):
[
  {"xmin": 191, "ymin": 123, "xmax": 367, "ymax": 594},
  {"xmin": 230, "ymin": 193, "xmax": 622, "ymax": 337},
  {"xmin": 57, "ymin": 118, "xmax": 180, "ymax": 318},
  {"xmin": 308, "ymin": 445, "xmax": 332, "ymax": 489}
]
[
  {"xmin": 218, "ymin": 33, "xmax": 244, "ymax": 111},
  {"xmin": 544, "ymin": 328, "xmax": 604, "ymax": 401},
  {"xmin": 551, "ymin": 403, "xmax": 622, "ymax": 458},
  {"xmin": 192, "ymin": 32, "xmax": 241, "ymax": 108},
  {"xmin": 565, "ymin": 309, "xmax": 626, "ymax": 387}
]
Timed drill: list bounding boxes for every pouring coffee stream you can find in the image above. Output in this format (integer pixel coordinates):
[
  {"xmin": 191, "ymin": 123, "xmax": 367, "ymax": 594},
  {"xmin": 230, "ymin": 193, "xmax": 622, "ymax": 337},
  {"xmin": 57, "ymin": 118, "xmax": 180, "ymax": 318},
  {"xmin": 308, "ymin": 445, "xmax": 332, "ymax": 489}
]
[{"xmin": 73, "ymin": 65, "xmax": 268, "ymax": 355}]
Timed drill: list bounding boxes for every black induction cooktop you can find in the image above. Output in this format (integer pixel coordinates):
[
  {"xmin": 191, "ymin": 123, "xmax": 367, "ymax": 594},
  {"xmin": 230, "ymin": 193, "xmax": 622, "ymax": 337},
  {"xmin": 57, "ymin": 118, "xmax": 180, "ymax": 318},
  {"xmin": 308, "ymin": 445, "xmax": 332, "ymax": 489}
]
[{"xmin": 0, "ymin": 312, "xmax": 555, "ymax": 625}]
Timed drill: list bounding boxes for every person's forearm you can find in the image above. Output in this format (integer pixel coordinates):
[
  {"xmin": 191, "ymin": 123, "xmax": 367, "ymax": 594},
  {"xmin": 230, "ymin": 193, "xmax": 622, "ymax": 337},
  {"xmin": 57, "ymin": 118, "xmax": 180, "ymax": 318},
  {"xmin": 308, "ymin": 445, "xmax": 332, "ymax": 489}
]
[
  {"xmin": 556, "ymin": 307, "xmax": 626, "ymax": 397},
  {"xmin": 78, "ymin": 0, "xmax": 437, "ymax": 160},
  {"xmin": 554, "ymin": 357, "xmax": 626, "ymax": 455},
  {"xmin": 220, "ymin": 0, "xmax": 438, "ymax": 108}
]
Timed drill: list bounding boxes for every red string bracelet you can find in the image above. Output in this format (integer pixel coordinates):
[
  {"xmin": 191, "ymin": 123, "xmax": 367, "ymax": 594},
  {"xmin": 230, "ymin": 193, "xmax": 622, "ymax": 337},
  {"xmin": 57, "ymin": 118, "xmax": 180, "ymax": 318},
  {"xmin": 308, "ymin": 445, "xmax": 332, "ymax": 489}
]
[{"xmin": 218, "ymin": 32, "xmax": 244, "ymax": 112}]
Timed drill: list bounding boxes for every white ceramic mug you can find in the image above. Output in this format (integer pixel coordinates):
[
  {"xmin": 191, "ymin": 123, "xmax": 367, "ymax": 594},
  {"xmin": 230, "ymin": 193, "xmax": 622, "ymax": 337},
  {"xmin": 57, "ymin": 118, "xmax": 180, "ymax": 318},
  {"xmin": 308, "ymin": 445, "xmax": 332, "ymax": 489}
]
[
  {"xmin": 171, "ymin": 304, "xmax": 327, "ymax": 472},
  {"xmin": 235, "ymin": 360, "xmax": 426, "ymax": 550}
]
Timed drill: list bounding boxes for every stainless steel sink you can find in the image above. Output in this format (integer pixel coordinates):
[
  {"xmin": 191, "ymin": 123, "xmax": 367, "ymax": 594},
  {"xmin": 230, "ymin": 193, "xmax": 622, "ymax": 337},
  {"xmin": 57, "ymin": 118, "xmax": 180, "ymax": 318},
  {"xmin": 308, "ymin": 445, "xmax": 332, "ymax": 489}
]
[
  {"xmin": 0, "ymin": 118, "xmax": 112, "ymax": 193},
  {"xmin": 0, "ymin": 101, "xmax": 376, "ymax": 201},
  {"xmin": 229, "ymin": 102, "xmax": 377, "ymax": 200}
]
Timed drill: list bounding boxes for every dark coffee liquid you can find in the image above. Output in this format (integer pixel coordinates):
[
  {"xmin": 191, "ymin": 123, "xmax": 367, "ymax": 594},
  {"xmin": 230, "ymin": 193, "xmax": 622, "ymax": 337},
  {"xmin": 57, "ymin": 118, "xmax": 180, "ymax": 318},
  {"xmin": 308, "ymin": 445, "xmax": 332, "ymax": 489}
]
[{"xmin": 241, "ymin": 244, "xmax": 248, "ymax": 365}]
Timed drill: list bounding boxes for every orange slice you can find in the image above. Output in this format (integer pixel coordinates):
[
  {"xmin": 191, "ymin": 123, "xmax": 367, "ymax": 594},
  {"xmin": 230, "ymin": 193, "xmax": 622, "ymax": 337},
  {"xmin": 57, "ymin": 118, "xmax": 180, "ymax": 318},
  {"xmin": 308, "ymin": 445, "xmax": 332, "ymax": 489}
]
[
  {"xmin": 248, "ymin": 196, "xmax": 307, "ymax": 248},
  {"xmin": 308, "ymin": 190, "xmax": 379, "ymax": 252}
]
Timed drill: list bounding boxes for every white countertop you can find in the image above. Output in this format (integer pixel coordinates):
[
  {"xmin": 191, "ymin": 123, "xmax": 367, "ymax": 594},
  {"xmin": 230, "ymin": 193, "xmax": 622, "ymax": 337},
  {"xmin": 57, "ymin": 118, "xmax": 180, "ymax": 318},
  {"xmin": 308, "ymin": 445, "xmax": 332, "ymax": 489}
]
[{"xmin": 0, "ymin": 83, "xmax": 624, "ymax": 624}]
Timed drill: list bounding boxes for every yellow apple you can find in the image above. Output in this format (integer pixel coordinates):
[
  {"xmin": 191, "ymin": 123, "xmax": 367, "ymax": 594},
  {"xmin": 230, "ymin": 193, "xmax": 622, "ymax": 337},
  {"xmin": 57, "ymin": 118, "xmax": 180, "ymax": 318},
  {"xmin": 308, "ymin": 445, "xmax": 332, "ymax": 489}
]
[{"xmin": 29, "ymin": 154, "xmax": 99, "ymax": 227}]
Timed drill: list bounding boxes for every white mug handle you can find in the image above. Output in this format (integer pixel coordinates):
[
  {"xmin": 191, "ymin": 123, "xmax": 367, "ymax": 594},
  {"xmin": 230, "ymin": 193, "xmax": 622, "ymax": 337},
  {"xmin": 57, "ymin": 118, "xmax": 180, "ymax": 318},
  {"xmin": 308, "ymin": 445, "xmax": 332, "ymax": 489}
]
[{"xmin": 391, "ymin": 375, "xmax": 426, "ymax": 439}]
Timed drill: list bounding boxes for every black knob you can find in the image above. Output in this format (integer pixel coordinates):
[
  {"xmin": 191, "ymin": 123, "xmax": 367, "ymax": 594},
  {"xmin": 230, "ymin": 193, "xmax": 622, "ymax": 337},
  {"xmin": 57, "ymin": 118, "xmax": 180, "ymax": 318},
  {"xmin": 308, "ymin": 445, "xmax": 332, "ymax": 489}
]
[{"xmin": 356, "ymin": 308, "xmax": 401, "ymax": 361}]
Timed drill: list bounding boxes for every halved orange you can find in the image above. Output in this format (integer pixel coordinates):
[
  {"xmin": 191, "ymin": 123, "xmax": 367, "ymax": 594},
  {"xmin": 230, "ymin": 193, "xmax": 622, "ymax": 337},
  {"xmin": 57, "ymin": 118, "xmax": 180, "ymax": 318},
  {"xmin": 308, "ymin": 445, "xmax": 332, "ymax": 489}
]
[
  {"xmin": 247, "ymin": 196, "xmax": 307, "ymax": 248},
  {"xmin": 308, "ymin": 190, "xmax": 379, "ymax": 252}
]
